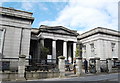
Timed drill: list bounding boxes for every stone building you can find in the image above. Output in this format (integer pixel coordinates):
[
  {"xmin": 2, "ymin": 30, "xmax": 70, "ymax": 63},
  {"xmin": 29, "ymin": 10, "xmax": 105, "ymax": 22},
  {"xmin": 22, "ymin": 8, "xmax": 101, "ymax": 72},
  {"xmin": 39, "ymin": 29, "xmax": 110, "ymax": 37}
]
[
  {"xmin": 78, "ymin": 27, "xmax": 120, "ymax": 60},
  {"xmin": 0, "ymin": 7, "xmax": 34, "ymax": 67},
  {"xmin": 0, "ymin": 7, "xmax": 119, "ymax": 69},
  {"xmin": 30, "ymin": 25, "xmax": 78, "ymax": 64}
]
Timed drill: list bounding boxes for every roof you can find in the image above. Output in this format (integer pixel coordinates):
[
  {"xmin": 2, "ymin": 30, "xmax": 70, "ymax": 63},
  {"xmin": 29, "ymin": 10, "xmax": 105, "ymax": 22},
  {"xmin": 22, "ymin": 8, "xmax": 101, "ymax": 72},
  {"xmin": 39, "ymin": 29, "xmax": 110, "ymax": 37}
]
[
  {"xmin": 32, "ymin": 25, "xmax": 79, "ymax": 36},
  {"xmin": 0, "ymin": 7, "xmax": 33, "ymax": 14},
  {"xmin": 0, "ymin": 7, "xmax": 34, "ymax": 22},
  {"xmin": 78, "ymin": 27, "xmax": 120, "ymax": 40}
]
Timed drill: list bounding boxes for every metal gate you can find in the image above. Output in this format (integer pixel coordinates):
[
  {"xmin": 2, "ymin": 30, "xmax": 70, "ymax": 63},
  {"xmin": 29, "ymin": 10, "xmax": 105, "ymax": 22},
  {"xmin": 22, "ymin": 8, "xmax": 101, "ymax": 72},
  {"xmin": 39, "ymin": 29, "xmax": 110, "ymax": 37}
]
[
  {"xmin": 89, "ymin": 59, "xmax": 96, "ymax": 73},
  {"xmin": 26, "ymin": 59, "xmax": 58, "ymax": 72}
]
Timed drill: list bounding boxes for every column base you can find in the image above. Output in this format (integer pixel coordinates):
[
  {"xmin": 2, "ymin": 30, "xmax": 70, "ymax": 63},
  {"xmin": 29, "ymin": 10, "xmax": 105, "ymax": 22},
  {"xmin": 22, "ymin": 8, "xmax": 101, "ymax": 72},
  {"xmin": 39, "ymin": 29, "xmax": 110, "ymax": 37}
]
[
  {"xmin": 96, "ymin": 70, "xmax": 101, "ymax": 74},
  {"xmin": 76, "ymin": 73, "xmax": 83, "ymax": 77},
  {"xmin": 108, "ymin": 69, "xmax": 112, "ymax": 73},
  {"xmin": 59, "ymin": 72, "xmax": 65, "ymax": 78}
]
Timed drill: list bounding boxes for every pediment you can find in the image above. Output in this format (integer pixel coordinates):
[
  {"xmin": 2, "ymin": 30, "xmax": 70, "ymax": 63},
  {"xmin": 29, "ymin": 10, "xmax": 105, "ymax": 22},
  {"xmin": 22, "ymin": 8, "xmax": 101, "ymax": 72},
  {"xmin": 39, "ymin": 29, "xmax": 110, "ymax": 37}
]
[
  {"xmin": 46, "ymin": 28, "xmax": 75, "ymax": 35},
  {"xmin": 55, "ymin": 29, "xmax": 71, "ymax": 34},
  {"xmin": 39, "ymin": 25, "xmax": 78, "ymax": 36}
]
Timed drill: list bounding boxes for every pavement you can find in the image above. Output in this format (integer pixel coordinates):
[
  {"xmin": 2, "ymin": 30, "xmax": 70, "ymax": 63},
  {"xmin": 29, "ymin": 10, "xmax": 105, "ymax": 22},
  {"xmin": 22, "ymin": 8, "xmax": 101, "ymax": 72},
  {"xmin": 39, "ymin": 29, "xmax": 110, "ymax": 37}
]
[
  {"xmin": 0, "ymin": 71, "xmax": 119, "ymax": 83},
  {"xmin": 27, "ymin": 71, "xmax": 119, "ymax": 82}
]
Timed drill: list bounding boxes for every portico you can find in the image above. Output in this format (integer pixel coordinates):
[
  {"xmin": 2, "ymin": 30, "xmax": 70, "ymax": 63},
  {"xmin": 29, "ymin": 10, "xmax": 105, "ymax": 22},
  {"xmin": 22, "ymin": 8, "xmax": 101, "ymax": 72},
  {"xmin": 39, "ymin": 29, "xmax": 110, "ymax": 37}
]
[{"xmin": 30, "ymin": 25, "xmax": 78, "ymax": 64}]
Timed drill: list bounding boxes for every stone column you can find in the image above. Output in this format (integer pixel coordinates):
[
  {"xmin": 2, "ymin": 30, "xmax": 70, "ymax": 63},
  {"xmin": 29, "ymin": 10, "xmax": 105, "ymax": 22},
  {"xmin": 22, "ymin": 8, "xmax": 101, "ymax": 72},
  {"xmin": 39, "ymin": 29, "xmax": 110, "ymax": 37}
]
[
  {"xmin": 76, "ymin": 57, "xmax": 83, "ymax": 76},
  {"xmin": 63, "ymin": 41, "xmax": 67, "ymax": 60},
  {"xmin": 52, "ymin": 40, "xmax": 56, "ymax": 63},
  {"xmin": 17, "ymin": 55, "xmax": 26, "ymax": 81},
  {"xmin": 37, "ymin": 39, "xmax": 40, "ymax": 62},
  {"xmin": 68, "ymin": 44, "xmax": 72, "ymax": 63},
  {"xmin": 107, "ymin": 58, "xmax": 112, "ymax": 73},
  {"xmin": 40, "ymin": 38, "xmax": 44, "ymax": 47},
  {"xmin": 95, "ymin": 58, "xmax": 100, "ymax": 73},
  {"xmin": 58, "ymin": 56, "xmax": 65, "ymax": 77},
  {"xmin": 73, "ymin": 42, "xmax": 77, "ymax": 59}
]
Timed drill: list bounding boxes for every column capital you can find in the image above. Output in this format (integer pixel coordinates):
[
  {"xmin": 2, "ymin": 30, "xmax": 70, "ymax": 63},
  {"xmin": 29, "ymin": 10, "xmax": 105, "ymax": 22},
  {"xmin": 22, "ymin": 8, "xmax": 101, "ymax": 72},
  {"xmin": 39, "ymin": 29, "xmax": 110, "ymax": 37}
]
[
  {"xmin": 73, "ymin": 41, "xmax": 77, "ymax": 43},
  {"xmin": 63, "ymin": 40, "xmax": 68, "ymax": 42},
  {"xmin": 40, "ymin": 38, "xmax": 45, "ymax": 40},
  {"xmin": 52, "ymin": 39, "xmax": 57, "ymax": 41},
  {"xmin": 58, "ymin": 56, "xmax": 65, "ymax": 59}
]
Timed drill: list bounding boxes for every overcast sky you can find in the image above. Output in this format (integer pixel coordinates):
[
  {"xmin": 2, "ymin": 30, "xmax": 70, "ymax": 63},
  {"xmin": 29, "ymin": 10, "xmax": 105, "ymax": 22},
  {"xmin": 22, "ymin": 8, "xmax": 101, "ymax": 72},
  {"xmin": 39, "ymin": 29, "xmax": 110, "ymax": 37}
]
[{"xmin": 1, "ymin": 0, "xmax": 119, "ymax": 33}]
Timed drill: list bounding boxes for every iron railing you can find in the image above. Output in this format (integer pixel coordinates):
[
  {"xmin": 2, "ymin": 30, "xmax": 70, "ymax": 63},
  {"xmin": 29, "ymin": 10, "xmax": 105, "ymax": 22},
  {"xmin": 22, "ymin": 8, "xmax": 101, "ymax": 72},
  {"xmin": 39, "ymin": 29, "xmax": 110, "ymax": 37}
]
[{"xmin": 26, "ymin": 58, "xmax": 58, "ymax": 72}]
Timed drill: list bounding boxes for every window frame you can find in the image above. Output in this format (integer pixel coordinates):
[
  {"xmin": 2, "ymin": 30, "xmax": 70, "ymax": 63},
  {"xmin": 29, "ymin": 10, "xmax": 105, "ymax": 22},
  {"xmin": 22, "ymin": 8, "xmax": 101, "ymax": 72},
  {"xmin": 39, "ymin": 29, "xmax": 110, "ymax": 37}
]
[
  {"xmin": 111, "ymin": 43, "xmax": 115, "ymax": 57},
  {"xmin": 90, "ymin": 43, "xmax": 95, "ymax": 57}
]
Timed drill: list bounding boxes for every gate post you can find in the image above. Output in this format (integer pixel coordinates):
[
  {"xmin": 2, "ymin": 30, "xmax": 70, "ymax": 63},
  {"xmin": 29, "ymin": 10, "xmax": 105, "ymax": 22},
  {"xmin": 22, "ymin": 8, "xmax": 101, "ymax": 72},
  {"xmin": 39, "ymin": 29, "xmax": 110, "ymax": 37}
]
[
  {"xmin": 107, "ymin": 58, "xmax": 112, "ymax": 73},
  {"xmin": 58, "ymin": 56, "xmax": 65, "ymax": 77},
  {"xmin": 17, "ymin": 55, "xmax": 26, "ymax": 81},
  {"xmin": 95, "ymin": 58, "xmax": 100, "ymax": 73},
  {"xmin": 76, "ymin": 57, "xmax": 82, "ymax": 76}
]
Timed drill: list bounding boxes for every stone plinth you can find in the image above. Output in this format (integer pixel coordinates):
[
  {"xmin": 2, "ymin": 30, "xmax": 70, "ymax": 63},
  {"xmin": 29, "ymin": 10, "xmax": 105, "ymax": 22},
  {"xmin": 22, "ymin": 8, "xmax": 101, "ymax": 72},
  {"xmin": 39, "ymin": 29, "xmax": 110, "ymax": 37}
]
[
  {"xmin": 95, "ymin": 58, "xmax": 100, "ymax": 73},
  {"xmin": 76, "ymin": 57, "xmax": 82, "ymax": 76},
  {"xmin": 17, "ymin": 55, "xmax": 26, "ymax": 81},
  {"xmin": 107, "ymin": 58, "xmax": 112, "ymax": 73},
  {"xmin": 58, "ymin": 56, "xmax": 65, "ymax": 78}
]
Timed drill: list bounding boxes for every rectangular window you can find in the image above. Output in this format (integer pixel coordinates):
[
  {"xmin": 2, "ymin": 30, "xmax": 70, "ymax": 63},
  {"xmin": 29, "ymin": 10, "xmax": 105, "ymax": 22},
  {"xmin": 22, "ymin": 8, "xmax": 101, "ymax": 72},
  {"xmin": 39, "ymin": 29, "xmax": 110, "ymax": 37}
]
[
  {"xmin": 0, "ymin": 29, "xmax": 5, "ymax": 53},
  {"xmin": 83, "ymin": 45, "xmax": 86, "ymax": 53},
  {"xmin": 111, "ymin": 43, "xmax": 115, "ymax": 57},
  {"xmin": 90, "ymin": 43, "xmax": 95, "ymax": 57},
  {"xmin": 83, "ymin": 45, "xmax": 86, "ymax": 58},
  {"xmin": 90, "ymin": 43, "xmax": 94, "ymax": 52}
]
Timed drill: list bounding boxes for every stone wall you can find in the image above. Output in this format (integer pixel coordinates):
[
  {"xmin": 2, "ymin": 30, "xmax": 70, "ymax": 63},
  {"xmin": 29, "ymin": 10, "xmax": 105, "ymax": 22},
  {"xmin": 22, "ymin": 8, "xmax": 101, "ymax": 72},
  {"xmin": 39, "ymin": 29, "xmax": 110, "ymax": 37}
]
[
  {"xmin": 25, "ymin": 71, "xmax": 60, "ymax": 80},
  {"xmin": 80, "ymin": 32, "xmax": 120, "ymax": 60},
  {"xmin": 1, "ymin": 71, "xmax": 60, "ymax": 81},
  {"xmin": 0, "ymin": 7, "xmax": 34, "ymax": 59}
]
